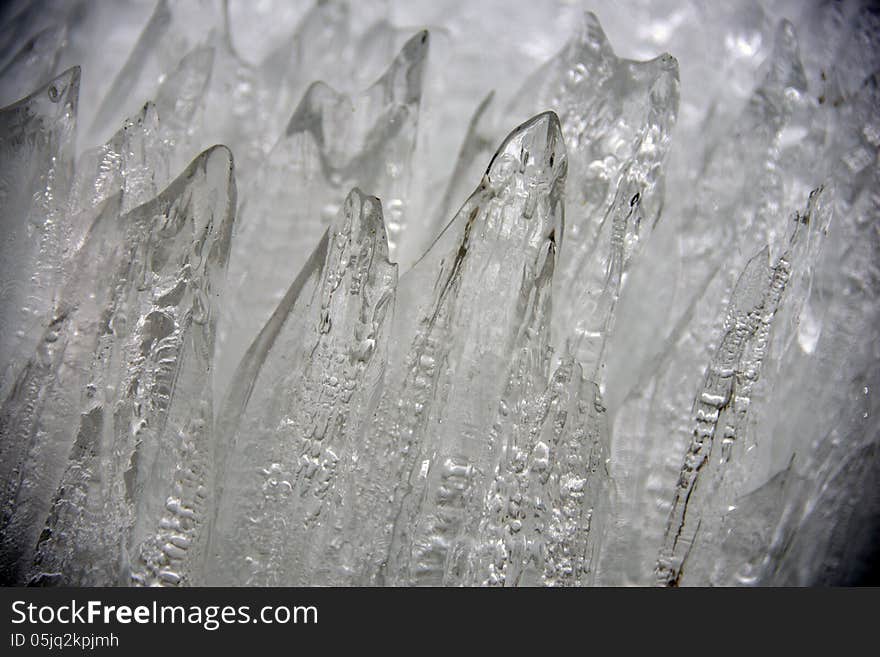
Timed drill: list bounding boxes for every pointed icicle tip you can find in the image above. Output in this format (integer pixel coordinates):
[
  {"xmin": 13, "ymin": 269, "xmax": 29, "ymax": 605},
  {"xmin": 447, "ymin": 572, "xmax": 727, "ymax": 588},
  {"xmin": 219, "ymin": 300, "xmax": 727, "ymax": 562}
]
[
  {"xmin": 731, "ymin": 244, "xmax": 773, "ymax": 314},
  {"xmin": 133, "ymin": 100, "xmax": 159, "ymax": 127},
  {"xmin": 200, "ymin": 143, "xmax": 234, "ymax": 178},
  {"xmin": 576, "ymin": 11, "xmax": 614, "ymax": 57},
  {"xmin": 374, "ymin": 29, "xmax": 430, "ymax": 105},
  {"xmin": 647, "ymin": 52, "xmax": 681, "ymax": 115},
  {"xmin": 768, "ymin": 19, "xmax": 807, "ymax": 93},
  {"xmin": 48, "ymin": 65, "xmax": 80, "ymax": 108},
  {"xmin": 168, "ymin": 143, "xmax": 235, "ymax": 232},
  {"xmin": 398, "ymin": 29, "xmax": 430, "ymax": 76},
  {"xmin": 183, "ymin": 144, "xmax": 237, "ymax": 267},
  {"xmin": 654, "ymin": 52, "xmax": 680, "ymax": 78},
  {"xmin": 341, "ymin": 187, "xmax": 391, "ymax": 263},
  {"xmin": 285, "ymin": 80, "xmax": 346, "ymax": 140},
  {"xmin": 405, "ymin": 29, "xmax": 430, "ymax": 56},
  {"xmin": 487, "ymin": 110, "xmax": 566, "ymax": 190}
]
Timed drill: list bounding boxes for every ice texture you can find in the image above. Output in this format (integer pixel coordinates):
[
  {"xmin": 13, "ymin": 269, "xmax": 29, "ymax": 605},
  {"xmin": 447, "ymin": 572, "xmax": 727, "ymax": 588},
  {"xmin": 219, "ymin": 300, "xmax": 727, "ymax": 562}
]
[
  {"xmin": 208, "ymin": 188, "xmax": 396, "ymax": 586},
  {"xmin": 1, "ymin": 194, "xmax": 126, "ymax": 586},
  {"xmin": 597, "ymin": 21, "xmax": 816, "ymax": 585},
  {"xmin": 508, "ymin": 13, "xmax": 680, "ymax": 375},
  {"xmin": 86, "ymin": 0, "xmax": 223, "ymax": 148},
  {"xmin": 654, "ymin": 207, "xmax": 816, "ymax": 586},
  {"xmin": 215, "ymin": 30, "xmax": 427, "ymax": 398},
  {"xmin": 0, "ymin": 67, "xmax": 78, "ymax": 419},
  {"xmin": 422, "ymin": 12, "xmax": 680, "ymax": 378},
  {"xmin": 0, "ymin": 0, "xmax": 877, "ymax": 587},
  {"xmin": 471, "ymin": 359, "xmax": 610, "ymax": 586},
  {"xmin": 22, "ymin": 146, "xmax": 235, "ymax": 586},
  {"xmin": 350, "ymin": 112, "xmax": 566, "ymax": 585}
]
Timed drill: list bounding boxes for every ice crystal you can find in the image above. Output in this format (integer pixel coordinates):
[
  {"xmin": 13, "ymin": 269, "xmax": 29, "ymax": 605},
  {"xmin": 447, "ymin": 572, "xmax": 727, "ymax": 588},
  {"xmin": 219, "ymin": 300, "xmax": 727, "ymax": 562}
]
[{"xmin": 0, "ymin": 0, "xmax": 877, "ymax": 586}]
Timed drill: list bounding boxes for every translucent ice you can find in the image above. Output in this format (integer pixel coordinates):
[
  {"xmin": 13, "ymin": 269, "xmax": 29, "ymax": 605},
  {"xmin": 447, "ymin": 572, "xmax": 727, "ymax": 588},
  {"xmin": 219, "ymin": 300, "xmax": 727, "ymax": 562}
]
[
  {"xmin": 597, "ymin": 22, "xmax": 816, "ymax": 586},
  {"xmin": 423, "ymin": 12, "xmax": 680, "ymax": 377},
  {"xmin": 215, "ymin": 30, "xmax": 427, "ymax": 398},
  {"xmin": 24, "ymin": 146, "xmax": 235, "ymax": 586},
  {"xmin": 655, "ymin": 190, "xmax": 828, "ymax": 586},
  {"xmin": 0, "ymin": 23, "xmax": 68, "ymax": 107},
  {"xmin": 208, "ymin": 188, "xmax": 396, "ymax": 586},
  {"xmin": 87, "ymin": 0, "xmax": 223, "ymax": 147},
  {"xmin": 350, "ymin": 112, "xmax": 565, "ymax": 585},
  {"xmin": 0, "ymin": 67, "xmax": 78, "ymax": 411},
  {"xmin": 0, "ymin": 1, "xmax": 877, "ymax": 587},
  {"xmin": 506, "ymin": 13, "xmax": 680, "ymax": 373},
  {"xmin": 472, "ymin": 359, "xmax": 610, "ymax": 586},
  {"xmin": 0, "ymin": 197, "xmax": 118, "ymax": 586}
]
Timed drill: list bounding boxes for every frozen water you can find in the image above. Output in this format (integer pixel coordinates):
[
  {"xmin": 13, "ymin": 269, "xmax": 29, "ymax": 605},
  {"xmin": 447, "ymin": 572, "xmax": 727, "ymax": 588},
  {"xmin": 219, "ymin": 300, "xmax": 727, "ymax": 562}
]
[
  {"xmin": 24, "ymin": 146, "xmax": 235, "ymax": 586},
  {"xmin": 0, "ymin": 66, "xmax": 78, "ymax": 414},
  {"xmin": 215, "ymin": 30, "xmax": 427, "ymax": 398},
  {"xmin": 366, "ymin": 112, "xmax": 565, "ymax": 586},
  {"xmin": 0, "ymin": 0, "xmax": 877, "ymax": 586},
  {"xmin": 208, "ymin": 188, "xmax": 396, "ymax": 586}
]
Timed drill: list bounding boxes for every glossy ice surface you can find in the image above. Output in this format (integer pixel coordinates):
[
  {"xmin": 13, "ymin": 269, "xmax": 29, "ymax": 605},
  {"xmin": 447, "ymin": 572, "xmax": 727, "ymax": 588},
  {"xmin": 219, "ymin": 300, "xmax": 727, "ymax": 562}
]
[{"xmin": 0, "ymin": 0, "xmax": 877, "ymax": 586}]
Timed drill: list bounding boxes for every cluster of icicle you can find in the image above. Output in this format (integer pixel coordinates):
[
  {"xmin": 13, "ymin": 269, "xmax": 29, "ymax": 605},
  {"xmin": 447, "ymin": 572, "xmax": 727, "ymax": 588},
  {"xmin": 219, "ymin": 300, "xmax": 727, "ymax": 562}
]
[{"xmin": 0, "ymin": 0, "xmax": 877, "ymax": 587}]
